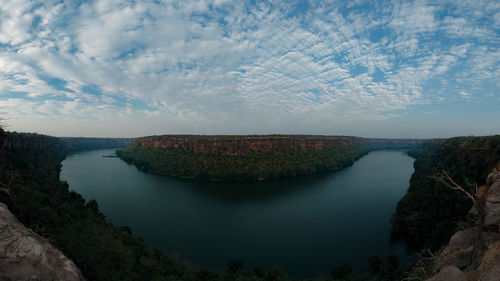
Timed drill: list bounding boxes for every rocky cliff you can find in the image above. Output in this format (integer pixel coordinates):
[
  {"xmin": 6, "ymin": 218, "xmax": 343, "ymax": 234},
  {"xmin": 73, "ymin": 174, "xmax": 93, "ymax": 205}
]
[
  {"xmin": 134, "ymin": 135, "xmax": 423, "ymax": 155},
  {"xmin": 121, "ymin": 135, "xmax": 424, "ymax": 181},
  {"xmin": 426, "ymin": 165, "xmax": 500, "ymax": 281},
  {"xmin": 0, "ymin": 130, "xmax": 85, "ymax": 280},
  {"xmin": 392, "ymin": 136, "xmax": 500, "ymax": 250},
  {"xmin": 0, "ymin": 202, "xmax": 85, "ymax": 281}
]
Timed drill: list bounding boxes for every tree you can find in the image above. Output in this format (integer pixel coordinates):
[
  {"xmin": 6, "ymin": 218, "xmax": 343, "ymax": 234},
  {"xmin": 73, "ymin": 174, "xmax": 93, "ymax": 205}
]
[
  {"xmin": 331, "ymin": 262, "xmax": 353, "ymax": 279},
  {"xmin": 227, "ymin": 258, "xmax": 244, "ymax": 274},
  {"xmin": 432, "ymin": 168, "xmax": 485, "ymax": 224}
]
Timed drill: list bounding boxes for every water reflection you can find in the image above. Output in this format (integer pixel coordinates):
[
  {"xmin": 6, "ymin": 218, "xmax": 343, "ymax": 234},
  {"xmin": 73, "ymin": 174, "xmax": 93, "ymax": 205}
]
[{"xmin": 61, "ymin": 149, "xmax": 415, "ymax": 277}]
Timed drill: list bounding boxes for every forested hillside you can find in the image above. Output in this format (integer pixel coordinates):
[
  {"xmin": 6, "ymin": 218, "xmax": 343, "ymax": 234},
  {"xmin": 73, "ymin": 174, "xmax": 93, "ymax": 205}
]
[
  {"xmin": 117, "ymin": 135, "xmax": 423, "ymax": 181},
  {"xmin": 61, "ymin": 137, "xmax": 133, "ymax": 152},
  {"xmin": 0, "ymin": 131, "xmax": 406, "ymax": 281},
  {"xmin": 391, "ymin": 135, "xmax": 500, "ymax": 250},
  {"xmin": 117, "ymin": 144, "xmax": 371, "ymax": 181}
]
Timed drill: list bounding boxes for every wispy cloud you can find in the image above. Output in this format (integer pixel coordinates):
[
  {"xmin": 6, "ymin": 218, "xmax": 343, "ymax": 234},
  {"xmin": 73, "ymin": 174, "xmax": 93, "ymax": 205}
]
[
  {"xmin": 0, "ymin": 0, "xmax": 499, "ymax": 137},
  {"xmin": 459, "ymin": 91, "xmax": 471, "ymax": 99}
]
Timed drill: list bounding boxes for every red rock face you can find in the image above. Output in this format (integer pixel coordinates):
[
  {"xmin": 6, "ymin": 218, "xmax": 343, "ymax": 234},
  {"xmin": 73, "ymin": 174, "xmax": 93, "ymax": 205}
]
[
  {"xmin": 134, "ymin": 136, "xmax": 359, "ymax": 155},
  {"xmin": 133, "ymin": 135, "xmax": 425, "ymax": 155}
]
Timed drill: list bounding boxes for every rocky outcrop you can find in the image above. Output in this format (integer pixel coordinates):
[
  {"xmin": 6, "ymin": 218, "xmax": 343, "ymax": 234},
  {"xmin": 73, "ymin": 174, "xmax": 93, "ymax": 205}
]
[
  {"xmin": 135, "ymin": 135, "xmax": 356, "ymax": 154},
  {"xmin": 426, "ymin": 166, "xmax": 500, "ymax": 281},
  {"xmin": 0, "ymin": 202, "xmax": 84, "ymax": 281},
  {"xmin": 427, "ymin": 266, "xmax": 468, "ymax": 281},
  {"xmin": 134, "ymin": 135, "xmax": 423, "ymax": 155}
]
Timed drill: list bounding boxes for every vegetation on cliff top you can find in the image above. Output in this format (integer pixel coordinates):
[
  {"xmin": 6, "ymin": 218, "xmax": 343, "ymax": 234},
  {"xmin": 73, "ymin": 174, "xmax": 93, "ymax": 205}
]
[
  {"xmin": 116, "ymin": 135, "xmax": 422, "ymax": 181},
  {"xmin": 60, "ymin": 137, "xmax": 133, "ymax": 152},
  {"xmin": 391, "ymin": 135, "xmax": 500, "ymax": 250},
  {"xmin": 0, "ymin": 131, "xmax": 407, "ymax": 281},
  {"xmin": 2, "ymin": 131, "xmax": 499, "ymax": 280},
  {"xmin": 117, "ymin": 144, "xmax": 371, "ymax": 181}
]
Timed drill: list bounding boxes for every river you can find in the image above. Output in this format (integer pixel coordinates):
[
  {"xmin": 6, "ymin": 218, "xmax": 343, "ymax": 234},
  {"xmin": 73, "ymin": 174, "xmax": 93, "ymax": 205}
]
[{"xmin": 60, "ymin": 149, "xmax": 414, "ymax": 277}]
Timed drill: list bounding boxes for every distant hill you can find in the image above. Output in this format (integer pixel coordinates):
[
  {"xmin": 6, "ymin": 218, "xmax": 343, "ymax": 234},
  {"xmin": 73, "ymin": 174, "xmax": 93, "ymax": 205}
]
[
  {"xmin": 117, "ymin": 135, "xmax": 425, "ymax": 181},
  {"xmin": 1, "ymin": 132, "xmax": 133, "ymax": 154},
  {"xmin": 60, "ymin": 137, "xmax": 133, "ymax": 153},
  {"xmin": 4, "ymin": 130, "xmax": 499, "ymax": 280},
  {"xmin": 0, "ymin": 130, "xmax": 419, "ymax": 280}
]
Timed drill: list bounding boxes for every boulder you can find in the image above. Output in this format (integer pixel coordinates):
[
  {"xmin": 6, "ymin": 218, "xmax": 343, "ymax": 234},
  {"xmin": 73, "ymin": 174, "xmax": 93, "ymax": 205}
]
[
  {"xmin": 483, "ymin": 202, "xmax": 500, "ymax": 231},
  {"xmin": 438, "ymin": 227, "xmax": 486, "ymax": 270},
  {"xmin": 425, "ymin": 266, "xmax": 467, "ymax": 281},
  {"xmin": 440, "ymin": 227, "xmax": 478, "ymax": 258},
  {"xmin": 0, "ymin": 203, "xmax": 84, "ymax": 281},
  {"xmin": 486, "ymin": 169, "xmax": 500, "ymax": 188},
  {"xmin": 485, "ymin": 179, "xmax": 500, "ymax": 204},
  {"xmin": 428, "ymin": 168, "xmax": 500, "ymax": 281},
  {"xmin": 481, "ymin": 259, "xmax": 500, "ymax": 281}
]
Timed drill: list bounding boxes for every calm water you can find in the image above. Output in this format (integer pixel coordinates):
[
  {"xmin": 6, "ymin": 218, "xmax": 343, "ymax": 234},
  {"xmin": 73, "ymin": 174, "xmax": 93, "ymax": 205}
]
[{"xmin": 60, "ymin": 149, "xmax": 414, "ymax": 277}]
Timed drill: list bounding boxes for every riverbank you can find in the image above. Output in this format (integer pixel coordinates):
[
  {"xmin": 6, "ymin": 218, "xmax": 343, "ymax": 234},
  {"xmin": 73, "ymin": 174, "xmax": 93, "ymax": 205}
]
[
  {"xmin": 117, "ymin": 135, "xmax": 423, "ymax": 181},
  {"xmin": 63, "ymin": 148, "xmax": 415, "ymax": 277}
]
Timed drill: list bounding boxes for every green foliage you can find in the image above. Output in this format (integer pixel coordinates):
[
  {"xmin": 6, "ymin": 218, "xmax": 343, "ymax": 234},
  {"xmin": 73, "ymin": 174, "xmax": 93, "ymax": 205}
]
[
  {"xmin": 227, "ymin": 259, "xmax": 245, "ymax": 274},
  {"xmin": 368, "ymin": 255, "xmax": 401, "ymax": 281},
  {"xmin": 391, "ymin": 135, "xmax": 500, "ymax": 250},
  {"xmin": 0, "ymin": 132, "xmax": 412, "ymax": 281},
  {"xmin": 331, "ymin": 262, "xmax": 354, "ymax": 279},
  {"xmin": 60, "ymin": 137, "xmax": 134, "ymax": 153},
  {"xmin": 116, "ymin": 144, "xmax": 371, "ymax": 181}
]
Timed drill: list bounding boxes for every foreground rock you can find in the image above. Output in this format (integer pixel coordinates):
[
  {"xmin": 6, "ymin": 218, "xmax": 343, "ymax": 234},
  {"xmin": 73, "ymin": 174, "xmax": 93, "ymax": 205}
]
[
  {"xmin": 426, "ymin": 266, "xmax": 467, "ymax": 281},
  {"xmin": 426, "ymin": 167, "xmax": 500, "ymax": 281},
  {"xmin": 0, "ymin": 202, "xmax": 84, "ymax": 281}
]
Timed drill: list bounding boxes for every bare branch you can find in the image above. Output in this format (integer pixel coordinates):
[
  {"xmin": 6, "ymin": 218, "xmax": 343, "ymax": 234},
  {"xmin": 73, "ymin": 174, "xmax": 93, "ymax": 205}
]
[
  {"xmin": 432, "ymin": 168, "xmax": 485, "ymax": 225},
  {"xmin": 403, "ymin": 248, "xmax": 440, "ymax": 281}
]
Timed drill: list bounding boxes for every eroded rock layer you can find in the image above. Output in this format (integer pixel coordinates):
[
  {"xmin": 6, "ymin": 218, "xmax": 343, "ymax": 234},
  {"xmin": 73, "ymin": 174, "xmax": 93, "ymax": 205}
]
[
  {"xmin": 426, "ymin": 167, "xmax": 500, "ymax": 281},
  {"xmin": 0, "ymin": 203, "xmax": 84, "ymax": 281},
  {"xmin": 134, "ymin": 135, "xmax": 423, "ymax": 155}
]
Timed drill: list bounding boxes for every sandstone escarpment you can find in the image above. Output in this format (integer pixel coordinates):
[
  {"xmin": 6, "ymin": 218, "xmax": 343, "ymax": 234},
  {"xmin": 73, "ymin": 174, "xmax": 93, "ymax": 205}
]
[
  {"xmin": 134, "ymin": 135, "xmax": 356, "ymax": 154},
  {"xmin": 134, "ymin": 135, "xmax": 423, "ymax": 155},
  {"xmin": 426, "ymin": 166, "xmax": 500, "ymax": 281},
  {"xmin": 0, "ymin": 202, "xmax": 84, "ymax": 281}
]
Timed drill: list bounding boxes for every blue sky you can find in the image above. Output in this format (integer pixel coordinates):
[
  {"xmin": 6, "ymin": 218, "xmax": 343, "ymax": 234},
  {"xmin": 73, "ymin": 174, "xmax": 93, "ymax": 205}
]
[{"xmin": 0, "ymin": 0, "xmax": 499, "ymax": 138}]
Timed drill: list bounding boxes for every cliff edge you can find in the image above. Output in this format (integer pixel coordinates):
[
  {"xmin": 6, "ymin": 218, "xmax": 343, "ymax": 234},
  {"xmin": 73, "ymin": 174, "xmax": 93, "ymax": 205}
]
[
  {"xmin": 0, "ymin": 127, "xmax": 84, "ymax": 280},
  {"xmin": 120, "ymin": 135, "xmax": 424, "ymax": 181},
  {"xmin": 426, "ymin": 165, "xmax": 500, "ymax": 281},
  {"xmin": 0, "ymin": 202, "xmax": 84, "ymax": 281},
  {"xmin": 134, "ymin": 135, "xmax": 423, "ymax": 155}
]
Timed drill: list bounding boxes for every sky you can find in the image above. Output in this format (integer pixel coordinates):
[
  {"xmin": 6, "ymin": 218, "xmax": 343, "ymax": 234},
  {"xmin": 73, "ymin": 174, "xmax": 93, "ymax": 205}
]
[{"xmin": 0, "ymin": 0, "xmax": 499, "ymax": 138}]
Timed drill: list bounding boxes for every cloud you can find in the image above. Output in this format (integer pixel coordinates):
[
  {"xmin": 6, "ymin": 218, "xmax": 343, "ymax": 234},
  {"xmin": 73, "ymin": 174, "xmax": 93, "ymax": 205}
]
[
  {"xmin": 390, "ymin": 1, "xmax": 438, "ymax": 35},
  {"xmin": 0, "ymin": 0, "xmax": 498, "ymax": 137},
  {"xmin": 459, "ymin": 91, "xmax": 472, "ymax": 99}
]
